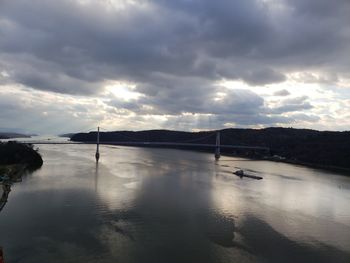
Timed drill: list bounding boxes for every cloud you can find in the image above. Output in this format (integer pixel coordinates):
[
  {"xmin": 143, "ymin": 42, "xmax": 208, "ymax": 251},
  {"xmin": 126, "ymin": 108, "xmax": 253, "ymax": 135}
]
[
  {"xmin": 289, "ymin": 113, "xmax": 320, "ymax": 123},
  {"xmin": 269, "ymin": 96, "xmax": 314, "ymax": 114},
  {"xmin": 2, "ymin": 0, "xmax": 348, "ymax": 93},
  {"xmin": 271, "ymin": 103, "xmax": 313, "ymax": 114},
  {"xmin": 0, "ymin": 86, "xmax": 105, "ymax": 134},
  {"xmin": 0, "ymin": 0, "xmax": 349, "ymax": 132},
  {"xmin": 273, "ymin": 89, "xmax": 290, "ymax": 96}
]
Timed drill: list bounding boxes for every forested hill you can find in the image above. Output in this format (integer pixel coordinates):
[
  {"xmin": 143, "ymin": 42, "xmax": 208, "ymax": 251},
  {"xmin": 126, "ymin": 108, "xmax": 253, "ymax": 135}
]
[
  {"xmin": 0, "ymin": 132, "xmax": 32, "ymax": 139},
  {"xmin": 0, "ymin": 141, "xmax": 43, "ymax": 169},
  {"xmin": 71, "ymin": 128, "xmax": 350, "ymax": 170}
]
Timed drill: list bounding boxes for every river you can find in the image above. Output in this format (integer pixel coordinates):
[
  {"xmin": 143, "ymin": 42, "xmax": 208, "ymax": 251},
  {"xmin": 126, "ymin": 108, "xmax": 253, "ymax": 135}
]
[{"xmin": 1, "ymin": 144, "xmax": 350, "ymax": 262}]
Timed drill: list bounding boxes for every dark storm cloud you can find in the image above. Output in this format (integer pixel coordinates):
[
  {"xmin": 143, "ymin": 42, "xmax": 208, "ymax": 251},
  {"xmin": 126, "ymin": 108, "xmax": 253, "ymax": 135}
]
[
  {"xmin": 0, "ymin": 0, "xmax": 349, "ymax": 129},
  {"xmin": 241, "ymin": 68, "xmax": 286, "ymax": 86},
  {"xmin": 0, "ymin": 0, "xmax": 202, "ymax": 89},
  {"xmin": 2, "ymin": 0, "xmax": 348, "ymax": 90},
  {"xmin": 287, "ymin": 0, "xmax": 350, "ymax": 18}
]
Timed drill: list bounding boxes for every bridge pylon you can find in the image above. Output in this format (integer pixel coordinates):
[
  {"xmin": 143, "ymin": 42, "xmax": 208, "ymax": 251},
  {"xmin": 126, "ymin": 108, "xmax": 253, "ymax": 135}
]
[
  {"xmin": 95, "ymin": 126, "xmax": 100, "ymax": 162},
  {"xmin": 215, "ymin": 131, "xmax": 220, "ymax": 160}
]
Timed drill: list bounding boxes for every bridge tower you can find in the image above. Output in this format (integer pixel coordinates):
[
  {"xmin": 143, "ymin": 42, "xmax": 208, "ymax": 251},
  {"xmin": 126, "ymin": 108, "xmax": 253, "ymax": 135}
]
[
  {"xmin": 95, "ymin": 126, "xmax": 100, "ymax": 162},
  {"xmin": 215, "ymin": 131, "xmax": 220, "ymax": 160}
]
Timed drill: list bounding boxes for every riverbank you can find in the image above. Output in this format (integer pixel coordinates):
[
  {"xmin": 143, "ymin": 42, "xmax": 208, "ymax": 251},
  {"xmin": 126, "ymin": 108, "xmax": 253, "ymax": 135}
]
[
  {"xmin": 275, "ymin": 158, "xmax": 350, "ymax": 174},
  {"xmin": 0, "ymin": 164, "xmax": 27, "ymax": 183},
  {"xmin": 81, "ymin": 140, "xmax": 350, "ymax": 175},
  {"xmin": 0, "ymin": 142, "xmax": 43, "ymax": 179},
  {"xmin": 71, "ymin": 127, "xmax": 350, "ymax": 171}
]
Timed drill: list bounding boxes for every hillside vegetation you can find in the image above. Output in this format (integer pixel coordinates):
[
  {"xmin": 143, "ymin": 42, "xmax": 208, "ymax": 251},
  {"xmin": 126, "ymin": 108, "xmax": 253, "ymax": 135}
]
[
  {"xmin": 71, "ymin": 128, "xmax": 350, "ymax": 170},
  {"xmin": 0, "ymin": 141, "xmax": 43, "ymax": 170}
]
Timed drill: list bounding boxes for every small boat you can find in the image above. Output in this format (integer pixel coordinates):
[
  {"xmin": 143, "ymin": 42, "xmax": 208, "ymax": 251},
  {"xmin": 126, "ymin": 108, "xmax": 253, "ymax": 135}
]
[
  {"xmin": 233, "ymin": 170, "xmax": 263, "ymax": 180},
  {"xmin": 233, "ymin": 169, "xmax": 244, "ymax": 177}
]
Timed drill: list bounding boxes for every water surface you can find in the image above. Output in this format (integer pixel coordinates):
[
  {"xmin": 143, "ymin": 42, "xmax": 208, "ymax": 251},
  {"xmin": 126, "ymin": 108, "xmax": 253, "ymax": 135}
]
[{"xmin": 1, "ymin": 144, "xmax": 350, "ymax": 262}]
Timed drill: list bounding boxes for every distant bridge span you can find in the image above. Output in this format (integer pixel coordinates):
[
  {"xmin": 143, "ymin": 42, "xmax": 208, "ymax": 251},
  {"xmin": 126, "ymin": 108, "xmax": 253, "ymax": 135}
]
[{"xmin": 17, "ymin": 140, "xmax": 270, "ymax": 151}]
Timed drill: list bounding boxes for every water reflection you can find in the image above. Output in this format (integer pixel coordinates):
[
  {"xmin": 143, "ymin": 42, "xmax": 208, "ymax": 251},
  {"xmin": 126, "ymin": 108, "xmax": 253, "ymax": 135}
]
[
  {"xmin": 239, "ymin": 215, "xmax": 350, "ymax": 263},
  {"xmin": 1, "ymin": 170, "xmax": 25, "ymax": 262},
  {"xmin": 0, "ymin": 172, "xmax": 23, "ymax": 213},
  {"xmin": 0, "ymin": 145, "xmax": 349, "ymax": 262},
  {"xmin": 94, "ymin": 162, "xmax": 99, "ymax": 193}
]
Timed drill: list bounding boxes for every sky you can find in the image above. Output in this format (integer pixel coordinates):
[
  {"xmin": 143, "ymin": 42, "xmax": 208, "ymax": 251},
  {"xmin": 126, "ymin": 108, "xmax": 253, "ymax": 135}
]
[{"xmin": 0, "ymin": 0, "xmax": 350, "ymax": 134}]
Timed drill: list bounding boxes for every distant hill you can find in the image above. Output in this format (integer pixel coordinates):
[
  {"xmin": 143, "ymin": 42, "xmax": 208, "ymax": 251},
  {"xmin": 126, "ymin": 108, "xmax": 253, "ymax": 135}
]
[
  {"xmin": 71, "ymin": 128, "xmax": 350, "ymax": 170},
  {"xmin": 58, "ymin": 133, "xmax": 76, "ymax": 138},
  {"xmin": 0, "ymin": 132, "xmax": 33, "ymax": 139}
]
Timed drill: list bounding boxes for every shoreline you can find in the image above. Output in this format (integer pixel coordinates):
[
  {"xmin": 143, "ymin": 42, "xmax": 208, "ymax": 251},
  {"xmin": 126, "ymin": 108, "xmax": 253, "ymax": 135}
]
[
  {"xmin": 275, "ymin": 158, "xmax": 350, "ymax": 174},
  {"xmin": 76, "ymin": 141, "xmax": 350, "ymax": 175},
  {"xmin": 0, "ymin": 164, "xmax": 26, "ymax": 182},
  {"xmin": 222, "ymin": 154, "xmax": 350, "ymax": 175}
]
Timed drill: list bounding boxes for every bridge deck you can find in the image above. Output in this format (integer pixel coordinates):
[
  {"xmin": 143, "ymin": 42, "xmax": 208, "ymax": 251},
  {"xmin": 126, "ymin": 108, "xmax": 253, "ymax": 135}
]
[{"xmin": 16, "ymin": 141, "xmax": 270, "ymax": 151}]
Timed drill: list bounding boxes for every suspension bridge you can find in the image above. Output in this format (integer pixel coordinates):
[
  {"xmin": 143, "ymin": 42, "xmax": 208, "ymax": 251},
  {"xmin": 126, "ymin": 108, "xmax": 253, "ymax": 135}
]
[
  {"xmin": 13, "ymin": 127, "xmax": 270, "ymax": 162},
  {"xmin": 1, "ymin": 128, "xmax": 270, "ymax": 213}
]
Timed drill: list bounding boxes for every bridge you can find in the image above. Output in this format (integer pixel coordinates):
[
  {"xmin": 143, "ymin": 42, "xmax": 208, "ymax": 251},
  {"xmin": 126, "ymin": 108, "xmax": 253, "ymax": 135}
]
[
  {"xmin": 14, "ymin": 128, "xmax": 270, "ymax": 162},
  {"xmin": 22, "ymin": 140, "xmax": 269, "ymax": 151}
]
